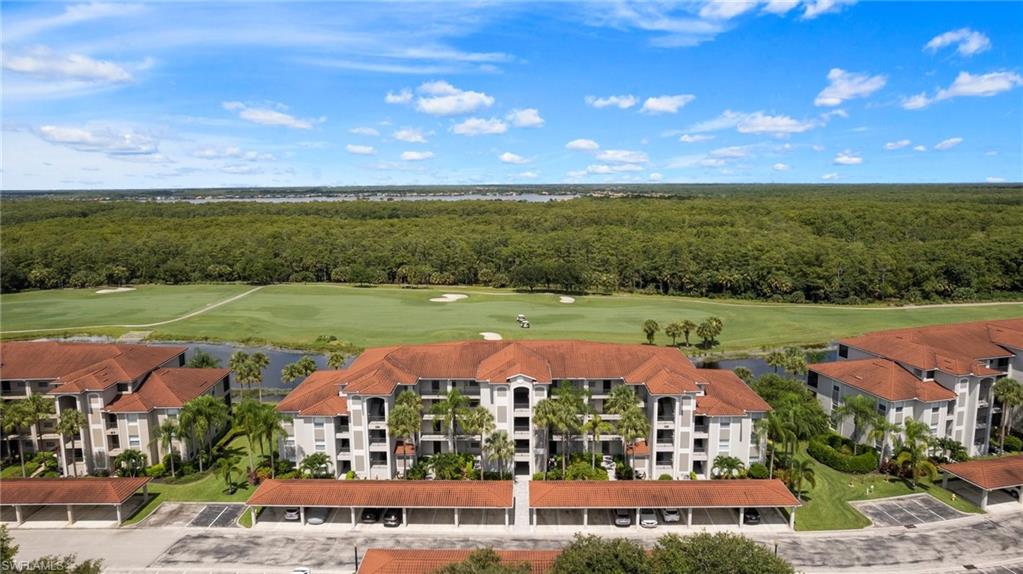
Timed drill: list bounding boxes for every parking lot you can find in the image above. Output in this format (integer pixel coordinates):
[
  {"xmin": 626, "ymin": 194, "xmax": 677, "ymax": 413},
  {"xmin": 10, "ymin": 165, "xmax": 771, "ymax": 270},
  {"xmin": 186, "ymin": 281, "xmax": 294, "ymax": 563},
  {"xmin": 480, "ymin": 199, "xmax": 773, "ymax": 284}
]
[
  {"xmin": 140, "ymin": 502, "xmax": 244, "ymax": 528},
  {"xmin": 0, "ymin": 493, "xmax": 147, "ymax": 529},
  {"xmin": 851, "ymin": 494, "xmax": 964, "ymax": 527},
  {"xmin": 531, "ymin": 507, "xmax": 790, "ymax": 533},
  {"xmin": 252, "ymin": 506, "xmax": 511, "ymax": 531}
]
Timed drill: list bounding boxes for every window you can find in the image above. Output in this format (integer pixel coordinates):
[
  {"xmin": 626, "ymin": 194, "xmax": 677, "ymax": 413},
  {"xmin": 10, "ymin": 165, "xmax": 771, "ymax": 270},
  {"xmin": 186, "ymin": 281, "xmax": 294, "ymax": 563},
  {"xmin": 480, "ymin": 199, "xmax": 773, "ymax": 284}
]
[
  {"xmin": 314, "ymin": 417, "xmax": 325, "ymax": 430},
  {"xmin": 894, "ymin": 405, "xmax": 903, "ymax": 413},
  {"xmin": 877, "ymin": 403, "xmax": 887, "ymax": 416},
  {"xmin": 117, "ymin": 383, "xmax": 129, "ymax": 393},
  {"xmin": 128, "ymin": 435, "xmax": 140, "ymax": 448},
  {"xmin": 127, "ymin": 413, "xmax": 139, "ymax": 424},
  {"xmin": 718, "ymin": 421, "xmax": 730, "ymax": 451},
  {"xmin": 807, "ymin": 372, "xmax": 819, "ymax": 389},
  {"xmin": 314, "ymin": 440, "xmax": 326, "ymax": 452},
  {"xmin": 831, "ymin": 385, "xmax": 841, "ymax": 404},
  {"xmin": 89, "ymin": 394, "xmax": 102, "ymax": 413},
  {"xmin": 925, "ymin": 370, "xmax": 936, "ymax": 380},
  {"xmin": 838, "ymin": 345, "xmax": 849, "ymax": 358}
]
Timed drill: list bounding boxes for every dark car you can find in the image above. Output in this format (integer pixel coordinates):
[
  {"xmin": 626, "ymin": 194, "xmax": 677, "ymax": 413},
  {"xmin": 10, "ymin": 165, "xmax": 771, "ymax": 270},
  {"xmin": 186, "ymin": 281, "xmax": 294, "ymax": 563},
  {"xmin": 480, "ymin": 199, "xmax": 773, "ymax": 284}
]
[
  {"xmin": 360, "ymin": 508, "xmax": 382, "ymax": 523},
  {"xmin": 383, "ymin": 508, "xmax": 403, "ymax": 527},
  {"xmin": 743, "ymin": 508, "xmax": 761, "ymax": 525}
]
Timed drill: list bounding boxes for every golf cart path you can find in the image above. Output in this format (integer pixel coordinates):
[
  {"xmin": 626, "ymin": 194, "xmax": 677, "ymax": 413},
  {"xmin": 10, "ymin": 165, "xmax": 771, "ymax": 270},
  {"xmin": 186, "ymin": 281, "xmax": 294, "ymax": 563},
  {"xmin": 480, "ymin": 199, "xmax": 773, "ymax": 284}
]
[{"xmin": 1, "ymin": 286, "xmax": 265, "ymax": 334}]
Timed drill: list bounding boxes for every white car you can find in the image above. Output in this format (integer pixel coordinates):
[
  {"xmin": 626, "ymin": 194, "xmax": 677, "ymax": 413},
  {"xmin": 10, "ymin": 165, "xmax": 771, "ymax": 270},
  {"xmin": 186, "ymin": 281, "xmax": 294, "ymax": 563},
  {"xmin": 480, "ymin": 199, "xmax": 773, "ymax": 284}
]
[
  {"xmin": 306, "ymin": 507, "xmax": 329, "ymax": 525},
  {"xmin": 660, "ymin": 508, "xmax": 681, "ymax": 523},
  {"xmin": 283, "ymin": 508, "xmax": 301, "ymax": 521},
  {"xmin": 613, "ymin": 509, "xmax": 632, "ymax": 527},
  {"xmin": 639, "ymin": 509, "xmax": 658, "ymax": 528}
]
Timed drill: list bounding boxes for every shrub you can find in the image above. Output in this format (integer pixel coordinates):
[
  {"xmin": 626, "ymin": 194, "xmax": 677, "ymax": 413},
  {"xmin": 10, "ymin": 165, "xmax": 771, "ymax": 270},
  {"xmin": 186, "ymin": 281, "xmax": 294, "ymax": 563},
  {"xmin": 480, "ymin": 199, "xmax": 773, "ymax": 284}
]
[
  {"xmin": 1003, "ymin": 435, "xmax": 1022, "ymax": 452},
  {"xmin": 615, "ymin": 464, "xmax": 635, "ymax": 480},
  {"xmin": 344, "ymin": 470, "xmax": 358, "ymax": 480},
  {"xmin": 658, "ymin": 473, "xmax": 673, "ymax": 480},
  {"xmin": 278, "ymin": 470, "xmax": 300, "ymax": 479},
  {"xmin": 145, "ymin": 464, "xmax": 165, "ymax": 478},
  {"xmin": 807, "ymin": 435, "xmax": 878, "ymax": 474},
  {"xmin": 747, "ymin": 462, "xmax": 769, "ymax": 479},
  {"xmin": 405, "ymin": 458, "xmax": 430, "ymax": 480},
  {"xmin": 564, "ymin": 461, "xmax": 608, "ymax": 481},
  {"xmin": 162, "ymin": 453, "xmax": 183, "ymax": 475}
]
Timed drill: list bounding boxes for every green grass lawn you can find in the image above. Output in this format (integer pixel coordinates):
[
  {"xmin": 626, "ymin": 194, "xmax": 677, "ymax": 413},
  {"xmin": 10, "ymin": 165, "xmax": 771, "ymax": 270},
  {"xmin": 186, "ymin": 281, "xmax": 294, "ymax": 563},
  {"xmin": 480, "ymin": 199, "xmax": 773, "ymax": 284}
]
[
  {"xmin": 2, "ymin": 283, "xmax": 1021, "ymax": 352},
  {"xmin": 123, "ymin": 433, "xmax": 258, "ymax": 526},
  {"xmin": 792, "ymin": 445, "xmax": 981, "ymax": 531}
]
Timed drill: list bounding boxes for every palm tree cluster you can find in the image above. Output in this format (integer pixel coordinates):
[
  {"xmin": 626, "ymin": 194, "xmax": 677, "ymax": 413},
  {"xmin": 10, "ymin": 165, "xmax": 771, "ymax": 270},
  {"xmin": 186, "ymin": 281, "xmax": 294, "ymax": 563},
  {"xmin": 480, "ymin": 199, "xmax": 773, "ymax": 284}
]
[
  {"xmin": 423, "ymin": 388, "xmax": 509, "ymax": 478},
  {"xmin": 643, "ymin": 317, "xmax": 723, "ymax": 348},
  {"xmin": 179, "ymin": 395, "xmax": 231, "ymax": 472},
  {"xmin": 765, "ymin": 347, "xmax": 808, "ymax": 376},
  {"xmin": 534, "ymin": 382, "xmax": 598, "ymax": 478},
  {"xmin": 233, "ymin": 398, "xmax": 291, "ymax": 478},
  {"xmin": 228, "ymin": 351, "xmax": 269, "ymax": 401},
  {"xmin": 1, "ymin": 395, "xmax": 55, "ymax": 477},
  {"xmin": 993, "ymin": 377, "xmax": 1023, "ymax": 451},
  {"xmin": 281, "ymin": 356, "xmax": 318, "ymax": 387}
]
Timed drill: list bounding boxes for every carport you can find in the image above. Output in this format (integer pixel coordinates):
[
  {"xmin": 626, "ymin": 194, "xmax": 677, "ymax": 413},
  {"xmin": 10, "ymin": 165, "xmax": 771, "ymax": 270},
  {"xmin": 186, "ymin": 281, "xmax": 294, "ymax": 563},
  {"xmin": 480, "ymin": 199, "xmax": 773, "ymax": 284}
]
[
  {"xmin": 246, "ymin": 479, "xmax": 513, "ymax": 528},
  {"xmin": 529, "ymin": 479, "xmax": 800, "ymax": 530},
  {"xmin": 0, "ymin": 477, "xmax": 150, "ymax": 527},
  {"xmin": 940, "ymin": 455, "xmax": 1023, "ymax": 511}
]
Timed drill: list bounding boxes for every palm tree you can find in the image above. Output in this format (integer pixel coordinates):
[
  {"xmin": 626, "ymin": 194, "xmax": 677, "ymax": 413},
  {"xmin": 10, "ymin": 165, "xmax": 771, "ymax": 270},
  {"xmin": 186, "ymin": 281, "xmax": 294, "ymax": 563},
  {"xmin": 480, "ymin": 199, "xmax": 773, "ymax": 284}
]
[
  {"xmin": 388, "ymin": 403, "xmax": 422, "ymax": 477},
  {"xmin": 229, "ymin": 351, "xmax": 256, "ymax": 398},
  {"xmin": 484, "ymin": 431, "xmax": 514, "ymax": 480},
  {"xmin": 733, "ymin": 367, "xmax": 754, "ymax": 384},
  {"xmin": 782, "ymin": 347, "xmax": 807, "ymax": 376},
  {"xmin": 186, "ymin": 350, "xmax": 222, "ymax": 368},
  {"xmin": 281, "ymin": 356, "xmax": 317, "ymax": 390},
  {"xmin": 533, "ymin": 398, "xmax": 560, "ymax": 480},
  {"xmin": 57, "ymin": 409, "xmax": 88, "ymax": 477},
  {"xmin": 215, "ymin": 454, "xmax": 241, "ymax": 493},
  {"xmin": 395, "ymin": 390, "xmax": 423, "ymax": 463},
  {"xmin": 642, "ymin": 319, "xmax": 660, "ymax": 345},
  {"xmin": 550, "ymin": 382, "xmax": 587, "ymax": 475},
  {"xmin": 680, "ymin": 319, "xmax": 697, "ymax": 347},
  {"xmin": 605, "ymin": 385, "xmax": 638, "ymax": 417},
  {"xmin": 895, "ymin": 418, "xmax": 938, "ymax": 488},
  {"xmin": 618, "ymin": 406, "xmax": 650, "ymax": 473},
  {"xmin": 832, "ymin": 394, "xmax": 880, "ymax": 455},
  {"xmin": 766, "ymin": 350, "xmax": 788, "ymax": 374},
  {"xmin": 149, "ymin": 418, "xmax": 181, "ymax": 477},
  {"xmin": 327, "ymin": 351, "xmax": 347, "ymax": 370},
  {"xmin": 233, "ymin": 399, "xmax": 263, "ymax": 472},
  {"xmin": 255, "ymin": 402, "xmax": 289, "ymax": 478},
  {"xmin": 1, "ymin": 401, "xmax": 29, "ymax": 477},
  {"xmin": 20, "ymin": 394, "xmax": 55, "ymax": 455},
  {"xmin": 180, "ymin": 395, "xmax": 229, "ymax": 472},
  {"xmin": 582, "ymin": 411, "xmax": 612, "ymax": 469},
  {"xmin": 753, "ymin": 412, "xmax": 795, "ymax": 479},
  {"xmin": 113, "ymin": 449, "xmax": 147, "ymax": 477},
  {"xmin": 787, "ymin": 458, "xmax": 816, "ymax": 500},
  {"xmin": 993, "ymin": 377, "xmax": 1022, "ymax": 451},
  {"xmin": 867, "ymin": 419, "xmax": 902, "ymax": 476},
  {"xmin": 431, "ymin": 389, "xmax": 469, "ymax": 454},
  {"xmin": 299, "ymin": 452, "xmax": 332, "ymax": 478},
  {"xmin": 664, "ymin": 321, "xmax": 683, "ymax": 346},
  {"xmin": 462, "ymin": 407, "xmax": 495, "ymax": 479},
  {"xmin": 712, "ymin": 455, "xmax": 745, "ymax": 479}
]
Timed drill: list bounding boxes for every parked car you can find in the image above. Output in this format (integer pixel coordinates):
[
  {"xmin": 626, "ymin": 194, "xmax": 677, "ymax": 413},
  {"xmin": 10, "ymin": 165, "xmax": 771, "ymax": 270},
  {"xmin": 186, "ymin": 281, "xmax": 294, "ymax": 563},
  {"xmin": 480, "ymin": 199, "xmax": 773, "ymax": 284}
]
[
  {"xmin": 306, "ymin": 507, "xmax": 329, "ymax": 525},
  {"xmin": 283, "ymin": 508, "xmax": 301, "ymax": 521},
  {"xmin": 601, "ymin": 455, "xmax": 615, "ymax": 469},
  {"xmin": 639, "ymin": 509, "xmax": 658, "ymax": 528},
  {"xmin": 1008, "ymin": 487, "xmax": 1021, "ymax": 500},
  {"xmin": 743, "ymin": 508, "xmax": 761, "ymax": 525},
  {"xmin": 613, "ymin": 509, "xmax": 632, "ymax": 527},
  {"xmin": 291, "ymin": 568, "xmax": 311, "ymax": 574},
  {"xmin": 360, "ymin": 508, "xmax": 382, "ymax": 523},
  {"xmin": 383, "ymin": 508, "xmax": 402, "ymax": 527},
  {"xmin": 660, "ymin": 508, "xmax": 681, "ymax": 523}
]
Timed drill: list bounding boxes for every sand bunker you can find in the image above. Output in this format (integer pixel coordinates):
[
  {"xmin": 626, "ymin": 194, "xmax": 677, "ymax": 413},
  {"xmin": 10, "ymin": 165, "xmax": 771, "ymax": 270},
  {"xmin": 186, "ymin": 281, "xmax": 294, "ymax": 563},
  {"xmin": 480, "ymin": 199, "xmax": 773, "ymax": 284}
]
[
  {"xmin": 480, "ymin": 332, "xmax": 503, "ymax": 341},
  {"xmin": 96, "ymin": 287, "xmax": 136, "ymax": 294},
  {"xmin": 429, "ymin": 293, "xmax": 468, "ymax": 303},
  {"xmin": 559, "ymin": 296, "xmax": 576, "ymax": 304}
]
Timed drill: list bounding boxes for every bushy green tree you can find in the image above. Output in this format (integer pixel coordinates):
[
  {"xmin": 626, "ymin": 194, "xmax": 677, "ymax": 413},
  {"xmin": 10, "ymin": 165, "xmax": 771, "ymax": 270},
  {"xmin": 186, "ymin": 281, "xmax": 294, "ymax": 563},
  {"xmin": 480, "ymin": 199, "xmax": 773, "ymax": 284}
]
[
  {"xmin": 650, "ymin": 533, "xmax": 795, "ymax": 574},
  {"xmin": 432, "ymin": 549, "xmax": 529, "ymax": 574},
  {"xmin": 550, "ymin": 535, "xmax": 648, "ymax": 574}
]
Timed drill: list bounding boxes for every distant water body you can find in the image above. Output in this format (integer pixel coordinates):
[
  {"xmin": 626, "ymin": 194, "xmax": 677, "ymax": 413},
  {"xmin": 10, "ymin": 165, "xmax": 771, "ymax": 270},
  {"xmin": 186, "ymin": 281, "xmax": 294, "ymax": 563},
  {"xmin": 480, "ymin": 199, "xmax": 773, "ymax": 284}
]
[{"xmin": 159, "ymin": 193, "xmax": 576, "ymax": 204}]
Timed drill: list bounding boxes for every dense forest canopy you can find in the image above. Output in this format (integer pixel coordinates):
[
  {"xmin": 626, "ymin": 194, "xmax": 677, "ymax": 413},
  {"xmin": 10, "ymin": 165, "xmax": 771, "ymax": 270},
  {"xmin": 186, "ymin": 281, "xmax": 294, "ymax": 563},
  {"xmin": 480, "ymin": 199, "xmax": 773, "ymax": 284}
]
[{"xmin": 2, "ymin": 186, "xmax": 1022, "ymax": 304}]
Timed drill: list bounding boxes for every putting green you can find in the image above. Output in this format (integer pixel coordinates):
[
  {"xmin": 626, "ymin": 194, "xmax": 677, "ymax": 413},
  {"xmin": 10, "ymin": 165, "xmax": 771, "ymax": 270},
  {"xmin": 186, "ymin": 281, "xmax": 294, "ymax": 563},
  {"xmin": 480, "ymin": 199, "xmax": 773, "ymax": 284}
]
[{"xmin": 2, "ymin": 283, "xmax": 1021, "ymax": 352}]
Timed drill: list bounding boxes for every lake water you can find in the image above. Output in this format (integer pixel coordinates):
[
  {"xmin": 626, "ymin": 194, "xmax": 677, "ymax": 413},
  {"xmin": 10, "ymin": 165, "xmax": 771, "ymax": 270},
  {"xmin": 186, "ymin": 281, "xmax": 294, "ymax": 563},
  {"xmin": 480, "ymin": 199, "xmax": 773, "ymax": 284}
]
[{"xmin": 160, "ymin": 193, "xmax": 576, "ymax": 204}]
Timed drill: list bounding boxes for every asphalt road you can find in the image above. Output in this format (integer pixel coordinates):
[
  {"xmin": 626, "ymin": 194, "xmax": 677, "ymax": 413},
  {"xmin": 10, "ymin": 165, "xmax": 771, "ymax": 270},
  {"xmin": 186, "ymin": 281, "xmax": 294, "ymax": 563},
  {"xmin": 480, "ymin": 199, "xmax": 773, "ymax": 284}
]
[{"xmin": 10, "ymin": 511, "xmax": 1023, "ymax": 574}]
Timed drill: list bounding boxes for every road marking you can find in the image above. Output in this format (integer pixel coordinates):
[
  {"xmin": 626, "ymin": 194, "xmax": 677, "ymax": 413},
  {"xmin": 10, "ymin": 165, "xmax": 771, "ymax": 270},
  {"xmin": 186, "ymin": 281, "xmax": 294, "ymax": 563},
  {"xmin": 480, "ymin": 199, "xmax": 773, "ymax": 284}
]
[{"xmin": 209, "ymin": 505, "xmax": 232, "ymax": 528}]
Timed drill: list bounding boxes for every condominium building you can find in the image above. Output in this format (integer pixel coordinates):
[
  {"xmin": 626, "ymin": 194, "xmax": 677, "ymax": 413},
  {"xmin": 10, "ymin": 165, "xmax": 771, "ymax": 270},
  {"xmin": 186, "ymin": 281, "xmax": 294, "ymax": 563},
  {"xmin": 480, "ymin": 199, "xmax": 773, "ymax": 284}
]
[
  {"xmin": 0, "ymin": 341, "xmax": 231, "ymax": 475},
  {"xmin": 807, "ymin": 319, "xmax": 1023, "ymax": 456},
  {"xmin": 276, "ymin": 340, "xmax": 770, "ymax": 480}
]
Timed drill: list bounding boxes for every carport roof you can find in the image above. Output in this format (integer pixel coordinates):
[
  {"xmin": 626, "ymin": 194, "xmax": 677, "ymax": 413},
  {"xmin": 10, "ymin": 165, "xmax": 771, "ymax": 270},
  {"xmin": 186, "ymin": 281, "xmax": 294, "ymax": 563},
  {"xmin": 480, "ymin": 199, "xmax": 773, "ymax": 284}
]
[
  {"xmin": 530, "ymin": 479, "xmax": 800, "ymax": 509},
  {"xmin": 358, "ymin": 549, "xmax": 559, "ymax": 574},
  {"xmin": 940, "ymin": 455, "xmax": 1023, "ymax": 491},
  {"xmin": 248, "ymin": 479, "xmax": 513, "ymax": 508},
  {"xmin": 0, "ymin": 477, "xmax": 150, "ymax": 505}
]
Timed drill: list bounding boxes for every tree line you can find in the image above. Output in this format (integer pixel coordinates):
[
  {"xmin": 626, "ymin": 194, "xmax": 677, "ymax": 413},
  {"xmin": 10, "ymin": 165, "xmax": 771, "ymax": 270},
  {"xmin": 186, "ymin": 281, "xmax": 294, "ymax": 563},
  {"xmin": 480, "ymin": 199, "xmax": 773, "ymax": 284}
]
[{"xmin": 3, "ymin": 187, "xmax": 1023, "ymax": 303}]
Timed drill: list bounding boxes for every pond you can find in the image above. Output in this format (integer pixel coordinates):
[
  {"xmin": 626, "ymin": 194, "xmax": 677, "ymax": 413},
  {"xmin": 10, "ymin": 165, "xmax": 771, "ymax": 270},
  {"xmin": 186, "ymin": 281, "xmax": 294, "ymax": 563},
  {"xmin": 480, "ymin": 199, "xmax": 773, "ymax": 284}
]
[{"xmin": 697, "ymin": 349, "xmax": 838, "ymax": 379}]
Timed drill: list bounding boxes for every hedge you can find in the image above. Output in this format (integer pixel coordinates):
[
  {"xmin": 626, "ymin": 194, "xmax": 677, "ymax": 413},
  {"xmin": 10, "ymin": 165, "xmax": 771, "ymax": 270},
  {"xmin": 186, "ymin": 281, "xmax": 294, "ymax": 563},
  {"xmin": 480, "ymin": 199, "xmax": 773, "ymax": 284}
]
[
  {"xmin": 1004, "ymin": 435, "xmax": 1022, "ymax": 452},
  {"xmin": 807, "ymin": 434, "xmax": 878, "ymax": 474}
]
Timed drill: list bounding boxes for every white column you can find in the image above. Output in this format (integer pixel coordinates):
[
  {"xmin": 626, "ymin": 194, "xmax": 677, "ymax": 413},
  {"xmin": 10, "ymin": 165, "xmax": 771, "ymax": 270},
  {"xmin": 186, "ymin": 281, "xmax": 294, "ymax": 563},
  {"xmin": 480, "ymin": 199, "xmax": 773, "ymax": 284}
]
[
  {"xmin": 300, "ymin": 506, "xmax": 306, "ymax": 525},
  {"xmin": 980, "ymin": 490, "xmax": 989, "ymax": 510},
  {"xmin": 531, "ymin": 508, "xmax": 536, "ymax": 527},
  {"xmin": 686, "ymin": 508, "xmax": 693, "ymax": 526},
  {"xmin": 252, "ymin": 507, "xmax": 258, "ymax": 526},
  {"xmin": 738, "ymin": 507, "xmax": 744, "ymax": 527},
  {"xmin": 116, "ymin": 504, "xmax": 123, "ymax": 525},
  {"xmin": 454, "ymin": 507, "xmax": 460, "ymax": 527},
  {"xmin": 942, "ymin": 475, "xmax": 948, "ymax": 488},
  {"xmin": 505, "ymin": 509, "xmax": 509, "ymax": 527},
  {"xmin": 635, "ymin": 508, "xmax": 641, "ymax": 528},
  {"xmin": 583, "ymin": 509, "xmax": 588, "ymax": 527},
  {"xmin": 350, "ymin": 508, "xmax": 356, "ymax": 528},
  {"xmin": 15, "ymin": 506, "xmax": 24, "ymax": 525},
  {"xmin": 789, "ymin": 507, "xmax": 796, "ymax": 530},
  {"xmin": 67, "ymin": 505, "xmax": 75, "ymax": 524},
  {"xmin": 403, "ymin": 508, "xmax": 408, "ymax": 527}
]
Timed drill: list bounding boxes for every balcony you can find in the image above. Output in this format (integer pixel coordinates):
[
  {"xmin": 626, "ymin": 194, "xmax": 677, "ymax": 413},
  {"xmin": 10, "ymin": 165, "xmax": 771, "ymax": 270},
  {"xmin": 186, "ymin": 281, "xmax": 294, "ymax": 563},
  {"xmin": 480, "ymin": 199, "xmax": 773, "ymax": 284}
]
[
  {"xmin": 367, "ymin": 414, "xmax": 386, "ymax": 423},
  {"xmin": 693, "ymin": 425, "xmax": 708, "ymax": 434},
  {"xmin": 335, "ymin": 429, "xmax": 351, "ymax": 438}
]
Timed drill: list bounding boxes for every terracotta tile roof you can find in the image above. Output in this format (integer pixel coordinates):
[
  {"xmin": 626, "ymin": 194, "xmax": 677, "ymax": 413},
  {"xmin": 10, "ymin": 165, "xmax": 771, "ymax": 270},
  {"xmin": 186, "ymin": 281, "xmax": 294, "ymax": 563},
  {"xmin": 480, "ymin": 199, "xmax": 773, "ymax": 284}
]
[
  {"xmin": 940, "ymin": 455, "xmax": 1023, "ymax": 491},
  {"xmin": 105, "ymin": 368, "xmax": 230, "ymax": 413},
  {"xmin": 840, "ymin": 319, "xmax": 1022, "ymax": 376},
  {"xmin": 626, "ymin": 439, "xmax": 650, "ymax": 457},
  {"xmin": 0, "ymin": 477, "xmax": 150, "ymax": 505},
  {"xmin": 0, "ymin": 342, "xmax": 185, "ymax": 388},
  {"xmin": 247, "ymin": 479, "xmax": 513, "ymax": 508},
  {"xmin": 311, "ymin": 341, "xmax": 707, "ymax": 398},
  {"xmin": 358, "ymin": 549, "xmax": 558, "ymax": 574},
  {"xmin": 809, "ymin": 358, "xmax": 957, "ymax": 403},
  {"xmin": 276, "ymin": 371, "xmax": 350, "ymax": 416},
  {"xmin": 696, "ymin": 370, "xmax": 772, "ymax": 415},
  {"xmin": 529, "ymin": 479, "xmax": 800, "ymax": 508}
]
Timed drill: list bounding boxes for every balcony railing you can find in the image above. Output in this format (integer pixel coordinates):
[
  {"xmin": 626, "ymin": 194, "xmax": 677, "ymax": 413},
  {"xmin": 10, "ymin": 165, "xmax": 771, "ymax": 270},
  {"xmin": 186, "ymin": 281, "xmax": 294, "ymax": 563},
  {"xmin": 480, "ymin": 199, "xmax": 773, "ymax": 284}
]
[
  {"xmin": 694, "ymin": 425, "xmax": 708, "ymax": 434},
  {"xmin": 368, "ymin": 414, "xmax": 386, "ymax": 423}
]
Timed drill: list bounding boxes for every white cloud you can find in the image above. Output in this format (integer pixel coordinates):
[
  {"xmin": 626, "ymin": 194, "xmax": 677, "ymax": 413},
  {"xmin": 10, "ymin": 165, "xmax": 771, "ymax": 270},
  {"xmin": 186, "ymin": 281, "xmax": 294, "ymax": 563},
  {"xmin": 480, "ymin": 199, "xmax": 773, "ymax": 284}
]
[
  {"xmin": 687, "ymin": 110, "xmax": 746, "ymax": 133},
  {"xmin": 596, "ymin": 149, "xmax": 648, "ymax": 164},
  {"xmin": 221, "ymin": 164, "xmax": 262, "ymax": 175},
  {"xmin": 585, "ymin": 95, "xmax": 637, "ymax": 109},
  {"xmin": 566, "ymin": 138, "xmax": 600, "ymax": 151},
  {"xmin": 902, "ymin": 71, "xmax": 1023, "ymax": 109},
  {"xmin": 812, "ymin": 144, "xmax": 825, "ymax": 152},
  {"xmin": 833, "ymin": 150, "xmax": 863, "ymax": 165},
  {"xmin": 193, "ymin": 146, "xmax": 275, "ymax": 161},
  {"xmin": 708, "ymin": 146, "xmax": 748, "ymax": 158},
  {"xmin": 586, "ymin": 163, "xmax": 644, "ymax": 174},
  {"xmin": 222, "ymin": 101, "xmax": 322, "ymax": 129},
  {"xmin": 762, "ymin": 0, "xmax": 800, "ymax": 15},
  {"xmin": 401, "ymin": 150, "xmax": 434, "ymax": 161},
  {"xmin": 414, "ymin": 81, "xmax": 494, "ymax": 116},
  {"xmin": 385, "ymin": 88, "xmax": 413, "ymax": 104},
  {"xmin": 801, "ymin": 0, "xmax": 856, "ymax": 20},
  {"xmin": 499, "ymin": 152, "xmax": 529, "ymax": 164},
  {"xmin": 345, "ymin": 144, "xmax": 375, "ymax": 155},
  {"xmin": 925, "ymin": 28, "xmax": 991, "ymax": 57},
  {"xmin": 451, "ymin": 117, "xmax": 507, "ymax": 136},
  {"xmin": 821, "ymin": 172, "xmax": 839, "ymax": 180},
  {"xmin": 506, "ymin": 108, "xmax": 544, "ymax": 127},
  {"xmin": 641, "ymin": 94, "xmax": 696, "ymax": 114},
  {"xmin": 36, "ymin": 125, "xmax": 159, "ymax": 158},
  {"xmin": 648, "ymin": 172, "xmax": 664, "ymax": 181},
  {"xmin": 699, "ymin": 0, "xmax": 760, "ymax": 20},
  {"xmin": 934, "ymin": 137, "xmax": 963, "ymax": 151},
  {"xmin": 349, "ymin": 127, "xmax": 380, "ymax": 137},
  {"xmin": 517, "ymin": 171, "xmax": 539, "ymax": 179},
  {"xmin": 986, "ymin": 177, "xmax": 1006, "ymax": 183},
  {"xmin": 772, "ymin": 162, "xmax": 790, "ymax": 171},
  {"xmin": 913, "ymin": 145, "xmax": 927, "ymax": 152},
  {"xmin": 3, "ymin": 48, "xmax": 135, "ymax": 83},
  {"xmin": 814, "ymin": 68, "xmax": 886, "ymax": 106},
  {"xmin": 737, "ymin": 112, "xmax": 816, "ymax": 135},
  {"xmin": 679, "ymin": 134, "xmax": 715, "ymax": 143},
  {"xmin": 4, "ymin": 2, "xmax": 145, "ymax": 42},
  {"xmin": 884, "ymin": 139, "xmax": 911, "ymax": 150},
  {"xmin": 393, "ymin": 127, "xmax": 428, "ymax": 143}
]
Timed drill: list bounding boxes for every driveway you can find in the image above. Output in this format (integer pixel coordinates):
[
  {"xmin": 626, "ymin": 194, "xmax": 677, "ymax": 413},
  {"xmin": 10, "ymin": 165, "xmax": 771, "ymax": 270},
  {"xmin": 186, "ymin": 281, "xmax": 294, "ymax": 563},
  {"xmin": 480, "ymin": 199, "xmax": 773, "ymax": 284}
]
[
  {"xmin": 851, "ymin": 494, "xmax": 964, "ymax": 528},
  {"xmin": 139, "ymin": 502, "xmax": 243, "ymax": 528}
]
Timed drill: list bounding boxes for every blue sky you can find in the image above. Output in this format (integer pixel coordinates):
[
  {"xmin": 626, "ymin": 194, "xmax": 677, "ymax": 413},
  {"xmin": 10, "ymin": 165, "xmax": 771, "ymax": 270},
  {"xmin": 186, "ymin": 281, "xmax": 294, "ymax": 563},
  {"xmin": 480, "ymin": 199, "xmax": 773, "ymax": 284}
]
[{"xmin": 2, "ymin": 1, "xmax": 1021, "ymax": 189}]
